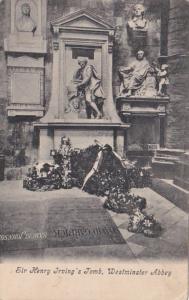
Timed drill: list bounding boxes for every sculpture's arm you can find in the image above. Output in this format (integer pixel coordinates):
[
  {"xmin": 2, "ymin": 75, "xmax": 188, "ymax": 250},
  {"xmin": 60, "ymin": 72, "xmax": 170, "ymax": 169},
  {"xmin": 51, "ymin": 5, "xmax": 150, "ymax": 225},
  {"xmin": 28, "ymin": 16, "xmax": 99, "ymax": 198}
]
[
  {"xmin": 119, "ymin": 66, "xmax": 133, "ymax": 76},
  {"xmin": 159, "ymin": 70, "xmax": 168, "ymax": 77}
]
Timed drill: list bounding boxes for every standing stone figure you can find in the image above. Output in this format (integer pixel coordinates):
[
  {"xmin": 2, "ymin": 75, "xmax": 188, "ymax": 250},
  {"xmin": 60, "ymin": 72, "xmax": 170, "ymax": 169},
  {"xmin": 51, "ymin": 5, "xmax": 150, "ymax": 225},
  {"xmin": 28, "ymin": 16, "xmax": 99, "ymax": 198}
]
[
  {"xmin": 16, "ymin": 3, "xmax": 37, "ymax": 33},
  {"xmin": 156, "ymin": 64, "xmax": 169, "ymax": 96},
  {"xmin": 74, "ymin": 58, "xmax": 105, "ymax": 119},
  {"xmin": 127, "ymin": 4, "xmax": 148, "ymax": 31},
  {"xmin": 118, "ymin": 50, "xmax": 151, "ymax": 97}
]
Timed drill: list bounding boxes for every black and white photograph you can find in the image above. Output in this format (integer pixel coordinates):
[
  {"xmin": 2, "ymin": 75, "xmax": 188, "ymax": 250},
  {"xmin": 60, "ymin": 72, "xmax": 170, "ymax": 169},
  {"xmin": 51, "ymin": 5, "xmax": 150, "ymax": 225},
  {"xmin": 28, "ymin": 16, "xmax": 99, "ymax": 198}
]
[{"xmin": 0, "ymin": 0, "xmax": 188, "ymax": 299}]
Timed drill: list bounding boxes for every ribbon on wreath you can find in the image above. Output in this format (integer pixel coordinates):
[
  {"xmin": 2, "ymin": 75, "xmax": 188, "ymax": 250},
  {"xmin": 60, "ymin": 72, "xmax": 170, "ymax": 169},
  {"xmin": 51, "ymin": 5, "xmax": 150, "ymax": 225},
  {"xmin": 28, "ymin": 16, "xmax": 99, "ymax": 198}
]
[{"xmin": 81, "ymin": 140, "xmax": 133, "ymax": 190}]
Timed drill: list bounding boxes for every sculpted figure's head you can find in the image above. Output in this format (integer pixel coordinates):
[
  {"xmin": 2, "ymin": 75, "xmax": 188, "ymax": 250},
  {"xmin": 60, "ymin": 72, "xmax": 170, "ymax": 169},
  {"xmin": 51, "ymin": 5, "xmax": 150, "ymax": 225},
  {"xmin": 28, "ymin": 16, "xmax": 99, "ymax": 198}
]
[
  {"xmin": 133, "ymin": 4, "xmax": 145, "ymax": 18},
  {"xmin": 78, "ymin": 58, "xmax": 88, "ymax": 69},
  {"xmin": 137, "ymin": 50, "xmax": 145, "ymax": 60},
  {"xmin": 21, "ymin": 3, "xmax": 31, "ymax": 17}
]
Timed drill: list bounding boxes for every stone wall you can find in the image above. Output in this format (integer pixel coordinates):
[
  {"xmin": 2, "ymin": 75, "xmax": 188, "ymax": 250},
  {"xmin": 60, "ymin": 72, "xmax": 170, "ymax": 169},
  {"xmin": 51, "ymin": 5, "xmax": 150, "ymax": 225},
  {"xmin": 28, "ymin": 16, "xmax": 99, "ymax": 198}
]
[
  {"xmin": 0, "ymin": 0, "xmax": 186, "ymax": 168},
  {"xmin": 0, "ymin": 1, "xmax": 44, "ymax": 168},
  {"xmin": 45, "ymin": 0, "xmax": 161, "ymax": 152},
  {"xmin": 166, "ymin": 0, "xmax": 189, "ymax": 150},
  {"xmin": 46, "ymin": 0, "xmax": 161, "ymax": 98}
]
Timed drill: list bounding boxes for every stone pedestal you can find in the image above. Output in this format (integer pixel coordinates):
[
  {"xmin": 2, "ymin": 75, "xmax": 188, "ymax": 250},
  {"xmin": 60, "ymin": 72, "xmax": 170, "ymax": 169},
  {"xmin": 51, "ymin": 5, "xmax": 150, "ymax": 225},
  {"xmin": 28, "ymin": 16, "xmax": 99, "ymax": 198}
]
[
  {"xmin": 117, "ymin": 96, "xmax": 170, "ymax": 151},
  {"xmin": 35, "ymin": 121, "xmax": 129, "ymax": 161}
]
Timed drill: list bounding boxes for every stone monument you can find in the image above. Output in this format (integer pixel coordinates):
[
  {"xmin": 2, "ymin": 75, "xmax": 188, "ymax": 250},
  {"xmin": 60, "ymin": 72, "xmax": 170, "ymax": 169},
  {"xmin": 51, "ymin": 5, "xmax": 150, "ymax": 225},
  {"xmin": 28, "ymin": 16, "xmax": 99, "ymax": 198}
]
[
  {"xmin": 66, "ymin": 57, "xmax": 105, "ymax": 119},
  {"xmin": 35, "ymin": 9, "xmax": 129, "ymax": 161},
  {"xmin": 16, "ymin": 3, "xmax": 37, "ymax": 33},
  {"xmin": 118, "ymin": 51, "xmax": 169, "ymax": 98},
  {"xmin": 4, "ymin": 0, "xmax": 47, "ymax": 117}
]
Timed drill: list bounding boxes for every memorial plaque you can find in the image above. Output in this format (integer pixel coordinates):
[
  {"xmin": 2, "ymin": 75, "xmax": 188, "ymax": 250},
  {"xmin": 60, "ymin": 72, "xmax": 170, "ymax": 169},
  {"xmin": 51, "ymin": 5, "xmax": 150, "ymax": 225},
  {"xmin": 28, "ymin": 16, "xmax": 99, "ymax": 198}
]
[{"xmin": 12, "ymin": 72, "xmax": 40, "ymax": 104}]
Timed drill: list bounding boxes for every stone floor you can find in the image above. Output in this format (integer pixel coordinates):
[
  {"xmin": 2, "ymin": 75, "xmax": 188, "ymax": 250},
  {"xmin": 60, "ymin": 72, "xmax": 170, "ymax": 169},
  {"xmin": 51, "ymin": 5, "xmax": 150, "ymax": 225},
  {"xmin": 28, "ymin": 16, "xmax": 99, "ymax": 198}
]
[{"xmin": 0, "ymin": 180, "xmax": 188, "ymax": 262}]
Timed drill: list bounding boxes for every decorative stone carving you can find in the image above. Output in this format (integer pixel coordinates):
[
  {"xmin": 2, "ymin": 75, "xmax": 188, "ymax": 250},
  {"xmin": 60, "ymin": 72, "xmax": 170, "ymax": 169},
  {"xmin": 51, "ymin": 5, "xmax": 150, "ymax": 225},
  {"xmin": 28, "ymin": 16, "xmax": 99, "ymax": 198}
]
[
  {"xmin": 51, "ymin": 26, "xmax": 60, "ymax": 50},
  {"xmin": 4, "ymin": 0, "xmax": 47, "ymax": 117},
  {"xmin": 108, "ymin": 30, "xmax": 114, "ymax": 53},
  {"xmin": 4, "ymin": 0, "xmax": 47, "ymax": 53},
  {"xmin": 122, "ymin": 103, "xmax": 131, "ymax": 111},
  {"xmin": 36, "ymin": 9, "xmax": 126, "ymax": 163},
  {"xmin": 127, "ymin": 4, "xmax": 148, "ymax": 31},
  {"xmin": 44, "ymin": 9, "xmax": 119, "ymax": 123},
  {"xmin": 66, "ymin": 58, "xmax": 105, "ymax": 119},
  {"xmin": 127, "ymin": 4, "xmax": 148, "ymax": 51},
  {"xmin": 118, "ymin": 51, "xmax": 169, "ymax": 98},
  {"xmin": 154, "ymin": 63, "xmax": 169, "ymax": 97},
  {"xmin": 118, "ymin": 50, "xmax": 155, "ymax": 97},
  {"xmin": 117, "ymin": 97, "xmax": 170, "ymax": 118},
  {"xmin": 158, "ymin": 104, "xmax": 166, "ymax": 113},
  {"xmin": 16, "ymin": 3, "xmax": 37, "ymax": 33}
]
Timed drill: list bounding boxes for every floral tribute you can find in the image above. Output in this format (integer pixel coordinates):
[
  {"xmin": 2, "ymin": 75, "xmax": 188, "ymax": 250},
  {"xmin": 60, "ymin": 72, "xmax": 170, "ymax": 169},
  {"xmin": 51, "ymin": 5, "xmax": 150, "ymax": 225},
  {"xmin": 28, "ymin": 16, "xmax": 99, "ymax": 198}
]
[
  {"xmin": 23, "ymin": 138, "xmax": 162, "ymax": 238},
  {"xmin": 23, "ymin": 136, "xmax": 72, "ymax": 191}
]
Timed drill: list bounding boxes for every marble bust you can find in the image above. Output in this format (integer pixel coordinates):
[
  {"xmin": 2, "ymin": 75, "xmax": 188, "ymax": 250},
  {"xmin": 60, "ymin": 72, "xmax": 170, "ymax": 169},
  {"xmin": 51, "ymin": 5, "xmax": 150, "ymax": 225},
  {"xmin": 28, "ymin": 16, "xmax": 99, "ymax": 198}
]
[
  {"xmin": 16, "ymin": 3, "xmax": 37, "ymax": 33},
  {"xmin": 127, "ymin": 4, "xmax": 148, "ymax": 31}
]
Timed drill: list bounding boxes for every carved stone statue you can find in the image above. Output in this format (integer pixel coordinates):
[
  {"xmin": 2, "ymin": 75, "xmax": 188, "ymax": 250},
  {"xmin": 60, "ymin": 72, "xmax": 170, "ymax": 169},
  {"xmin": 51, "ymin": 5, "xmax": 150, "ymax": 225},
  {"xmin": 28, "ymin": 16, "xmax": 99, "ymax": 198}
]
[
  {"xmin": 127, "ymin": 4, "xmax": 148, "ymax": 51},
  {"xmin": 127, "ymin": 4, "xmax": 148, "ymax": 31},
  {"xmin": 156, "ymin": 64, "xmax": 169, "ymax": 96},
  {"xmin": 67, "ymin": 58, "xmax": 105, "ymax": 119},
  {"xmin": 118, "ymin": 52, "xmax": 169, "ymax": 98},
  {"xmin": 16, "ymin": 3, "xmax": 37, "ymax": 33},
  {"xmin": 118, "ymin": 50, "xmax": 152, "ymax": 97}
]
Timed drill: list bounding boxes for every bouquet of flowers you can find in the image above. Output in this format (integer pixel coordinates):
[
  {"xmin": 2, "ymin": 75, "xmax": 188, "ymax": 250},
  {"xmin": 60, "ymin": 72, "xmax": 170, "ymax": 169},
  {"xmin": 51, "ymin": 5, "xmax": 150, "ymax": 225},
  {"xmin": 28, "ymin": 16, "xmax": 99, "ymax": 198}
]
[{"xmin": 128, "ymin": 209, "xmax": 162, "ymax": 237}]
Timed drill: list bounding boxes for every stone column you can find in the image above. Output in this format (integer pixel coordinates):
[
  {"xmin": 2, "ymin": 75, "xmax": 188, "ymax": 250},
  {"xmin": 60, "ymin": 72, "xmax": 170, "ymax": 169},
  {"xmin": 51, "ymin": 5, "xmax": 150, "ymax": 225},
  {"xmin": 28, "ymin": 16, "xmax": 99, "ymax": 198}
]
[
  {"xmin": 106, "ymin": 32, "xmax": 121, "ymax": 123},
  {"xmin": 42, "ymin": 30, "xmax": 60, "ymax": 120}
]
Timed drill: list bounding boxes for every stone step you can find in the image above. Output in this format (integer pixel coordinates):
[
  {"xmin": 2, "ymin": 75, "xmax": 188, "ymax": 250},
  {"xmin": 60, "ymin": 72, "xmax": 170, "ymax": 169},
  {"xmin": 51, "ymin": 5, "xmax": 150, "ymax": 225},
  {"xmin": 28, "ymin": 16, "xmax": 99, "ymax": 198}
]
[
  {"xmin": 155, "ymin": 148, "xmax": 185, "ymax": 158},
  {"xmin": 151, "ymin": 178, "xmax": 189, "ymax": 213},
  {"xmin": 151, "ymin": 160, "xmax": 175, "ymax": 179},
  {"xmin": 152, "ymin": 156, "xmax": 179, "ymax": 163},
  {"xmin": 152, "ymin": 158, "xmax": 175, "ymax": 165},
  {"xmin": 174, "ymin": 176, "xmax": 189, "ymax": 191}
]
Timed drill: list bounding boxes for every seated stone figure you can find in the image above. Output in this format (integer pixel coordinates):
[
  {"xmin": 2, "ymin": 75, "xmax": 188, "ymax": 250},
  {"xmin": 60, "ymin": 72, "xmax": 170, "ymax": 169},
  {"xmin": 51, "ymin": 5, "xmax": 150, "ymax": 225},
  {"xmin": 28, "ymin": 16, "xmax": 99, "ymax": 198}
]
[
  {"xmin": 16, "ymin": 3, "xmax": 37, "ymax": 33},
  {"xmin": 118, "ymin": 50, "xmax": 153, "ymax": 97}
]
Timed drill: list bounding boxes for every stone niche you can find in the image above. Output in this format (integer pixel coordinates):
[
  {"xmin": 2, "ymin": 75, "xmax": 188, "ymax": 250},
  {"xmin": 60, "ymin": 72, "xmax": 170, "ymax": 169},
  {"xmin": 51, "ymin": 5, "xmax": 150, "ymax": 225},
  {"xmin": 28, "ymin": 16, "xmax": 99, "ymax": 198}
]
[
  {"xmin": 36, "ymin": 9, "xmax": 129, "ymax": 161},
  {"xmin": 4, "ymin": 0, "xmax": 47, "ymax": 117},
  {"xmin": 44, "ymin": 8, "xmax": 118, "ymax": 121}
]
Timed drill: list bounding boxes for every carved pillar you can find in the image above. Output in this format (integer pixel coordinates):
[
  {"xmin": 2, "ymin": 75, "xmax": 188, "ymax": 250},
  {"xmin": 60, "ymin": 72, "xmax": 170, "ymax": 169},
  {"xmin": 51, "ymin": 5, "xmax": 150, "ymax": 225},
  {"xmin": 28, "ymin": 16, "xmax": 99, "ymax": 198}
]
[
  {"xmin": 107, "ymin": 30, "xmax": 120, "ymax": 122},
  {"xmin": 43, "ymin": 28, "xmax": 60, "ymax": 120}
]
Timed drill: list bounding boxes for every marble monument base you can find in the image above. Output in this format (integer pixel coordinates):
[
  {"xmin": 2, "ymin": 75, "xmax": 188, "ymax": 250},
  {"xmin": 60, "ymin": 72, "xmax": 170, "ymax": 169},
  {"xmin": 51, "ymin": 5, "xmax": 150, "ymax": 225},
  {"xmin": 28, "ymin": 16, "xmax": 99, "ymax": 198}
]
[{"xmin": 34, "ymin": 120, "xmax": 129, "ymax": 162}]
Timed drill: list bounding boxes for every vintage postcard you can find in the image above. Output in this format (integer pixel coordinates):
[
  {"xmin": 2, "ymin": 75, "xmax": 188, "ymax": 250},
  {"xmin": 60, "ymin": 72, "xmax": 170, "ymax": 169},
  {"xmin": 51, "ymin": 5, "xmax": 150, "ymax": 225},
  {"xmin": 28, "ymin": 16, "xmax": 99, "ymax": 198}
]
[{"xmin": 0, "ymin": 0, "xmax": 188, "ymax": 299}]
